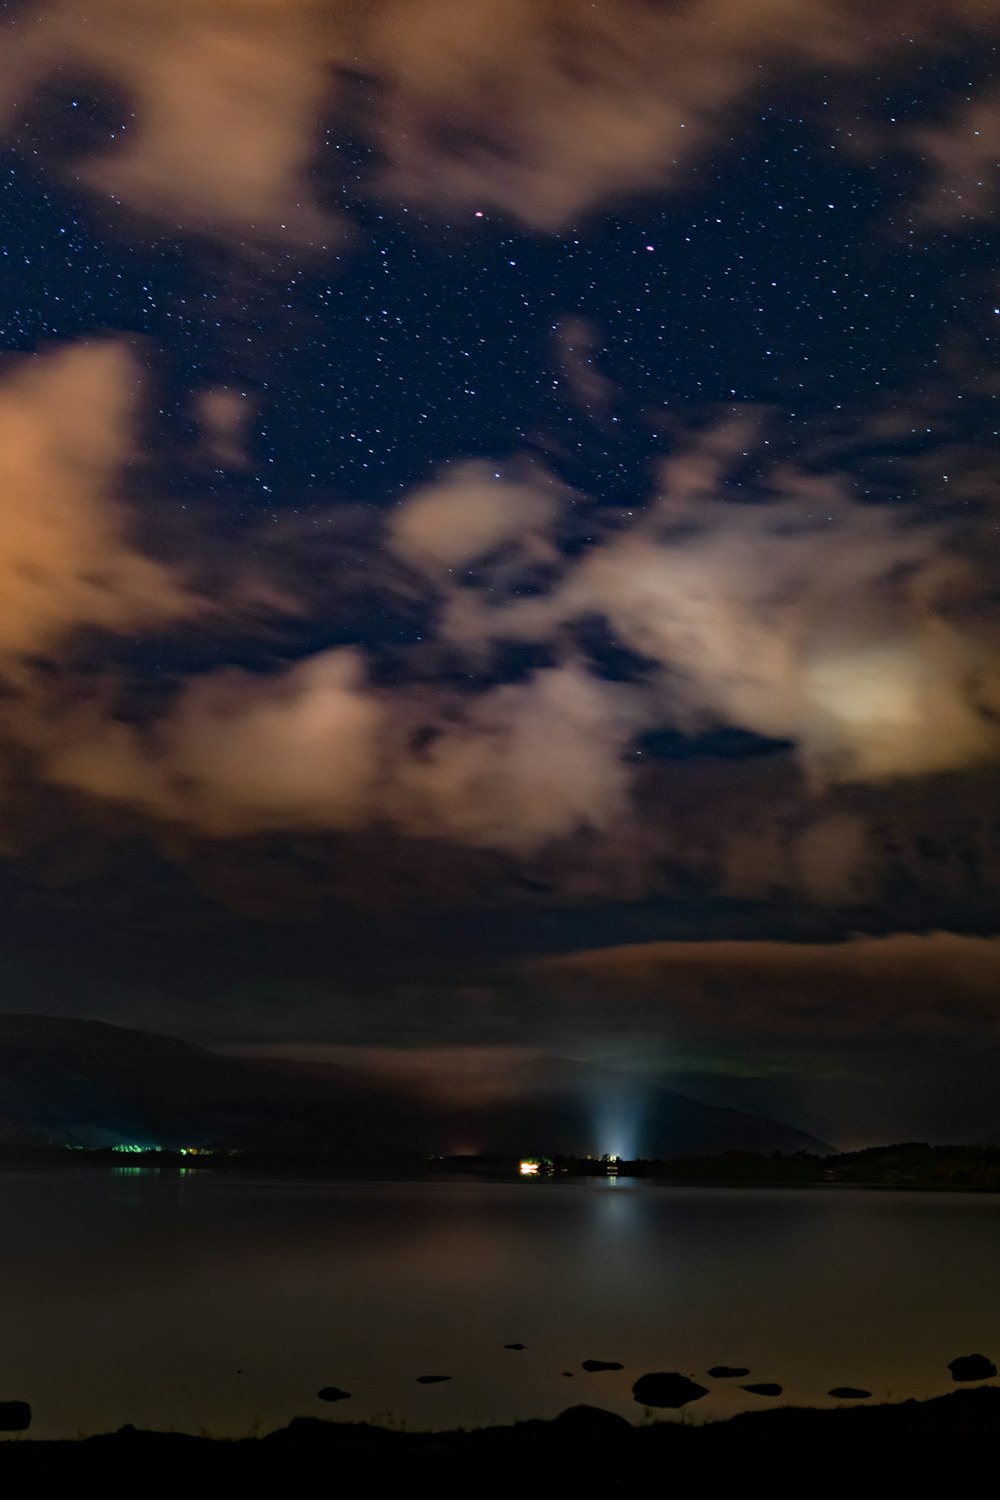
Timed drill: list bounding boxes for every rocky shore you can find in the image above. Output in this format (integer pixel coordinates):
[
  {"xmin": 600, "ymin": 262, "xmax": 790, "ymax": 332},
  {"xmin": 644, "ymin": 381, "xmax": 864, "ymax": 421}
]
[{"xmin": 1, "ymin": 1388, "xmax": 998, "ymax": 1486}]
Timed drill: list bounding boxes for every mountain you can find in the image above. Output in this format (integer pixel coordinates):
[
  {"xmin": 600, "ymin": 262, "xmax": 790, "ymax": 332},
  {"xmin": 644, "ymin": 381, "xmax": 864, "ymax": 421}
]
[
  {"xmin": 0, "ymin": 1015, "xmax": 830, "ymax": 1157},
  {"xmin": 0, "ymin": 1014, "xmax": 408, "ymax": 1157},
  {"xmin": 441, "ymin": 1054, "xmax": 831, "ymax": 1157}
]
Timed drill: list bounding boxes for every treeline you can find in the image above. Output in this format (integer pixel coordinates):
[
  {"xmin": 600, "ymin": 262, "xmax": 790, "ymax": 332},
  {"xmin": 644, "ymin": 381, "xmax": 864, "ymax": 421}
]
[{"xmin": 550, "ymin": 1143, "xmax": 1000, "ymax": 1190}]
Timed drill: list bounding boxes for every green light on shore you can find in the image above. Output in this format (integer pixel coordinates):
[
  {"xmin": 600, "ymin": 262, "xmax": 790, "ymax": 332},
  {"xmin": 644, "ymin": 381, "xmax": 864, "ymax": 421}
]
[{"xmin": 111, "ymin": 1144, "xmax": 161, "ymax": 1154}]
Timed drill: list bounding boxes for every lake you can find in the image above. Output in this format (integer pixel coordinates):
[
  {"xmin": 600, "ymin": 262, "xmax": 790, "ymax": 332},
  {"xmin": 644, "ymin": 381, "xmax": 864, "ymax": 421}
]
[{"xmin": 1, "ymin": 1171, "xmax": 997, "ymax": 1438}]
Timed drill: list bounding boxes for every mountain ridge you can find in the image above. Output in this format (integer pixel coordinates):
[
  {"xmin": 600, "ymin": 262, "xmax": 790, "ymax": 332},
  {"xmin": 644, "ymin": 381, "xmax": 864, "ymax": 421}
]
[{"xmin": 0, "ymin": 1014, "xmax": 832, "ymax": 1156}]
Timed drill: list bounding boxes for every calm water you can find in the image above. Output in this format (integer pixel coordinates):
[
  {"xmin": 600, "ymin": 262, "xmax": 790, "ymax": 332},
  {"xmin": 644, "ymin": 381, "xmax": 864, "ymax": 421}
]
[{"xmin": 1, "ymin": 1171, "xmax": 998, "ymax": 1438}]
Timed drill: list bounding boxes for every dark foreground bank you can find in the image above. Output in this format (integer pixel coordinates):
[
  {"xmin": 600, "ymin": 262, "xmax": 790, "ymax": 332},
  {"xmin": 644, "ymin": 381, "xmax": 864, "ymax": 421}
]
[{"xmin": 2, "ymin": 1389, "xmax": 998, "ymax": 1487}]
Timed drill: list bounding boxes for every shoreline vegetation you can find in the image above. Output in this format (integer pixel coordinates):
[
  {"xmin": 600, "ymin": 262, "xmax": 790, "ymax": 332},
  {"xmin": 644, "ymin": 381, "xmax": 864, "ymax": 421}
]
[
  {"xmin": 2, "ymin": 1390, "xmax": 999, "ymax": 1480},
  {"xmin": 4, "ymin": 1141, "xmax": 1000, "ymax": 1191}
]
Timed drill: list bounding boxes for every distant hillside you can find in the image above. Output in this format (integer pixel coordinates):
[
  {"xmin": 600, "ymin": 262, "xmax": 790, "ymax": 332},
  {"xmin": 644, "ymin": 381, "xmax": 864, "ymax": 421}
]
[
  {"xmin": 446, "ymin": 1053, "xmax": 831, "ymax": 1157},
  {"xmin": 0, "ymin": 1015, "xmax": 405, "ymax": 1157},
  {"xmin": 0, "ymin": 1015, "xmax": 829, "ymax": 1157}
]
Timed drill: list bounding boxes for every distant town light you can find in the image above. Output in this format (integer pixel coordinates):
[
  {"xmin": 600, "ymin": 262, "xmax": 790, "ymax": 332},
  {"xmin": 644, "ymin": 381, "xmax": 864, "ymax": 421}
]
[{"xmin": 519, "ymin": 1159, "xmax": 540, "ymax": 1176}]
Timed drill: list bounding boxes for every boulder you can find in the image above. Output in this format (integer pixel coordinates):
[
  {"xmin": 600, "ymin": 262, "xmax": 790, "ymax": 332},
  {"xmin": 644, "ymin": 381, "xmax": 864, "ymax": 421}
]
[
  {"xmin": 581, "ymin": 1359, "xmax": 623, "ymax": 1372},
  {"xmin": 554, "ymin": 1405, "xmax": 631, "ymax": 1436},
  {"xmin": 948, "ymin": 1355, "xmax": 997, "ymax": 1382},
  {"xmin": 0, "ymin": 1401, "xmax": 30, "ymax": 1432},
  {"xmin": 415, "ymin": 1374, "xmax": 451, "ymax": 1384},
  {"xmin": 829, "ymin": 1387, "xmax": 871, "ymax": 1400},
  {"xmin": 741, "ymin": 1383, "xmax": 782, "ymax": 1397},
  {"xmin": 708, "ymin": 1366, "xmax": 750, "ymax": 1379},
  {"xmin": 317, "ymin": 1386, "xmax": 351, "ymax": 1402},
  {"xmin": 632, "ymin": 1373, "xmax": 708, "ymax": 1408}
]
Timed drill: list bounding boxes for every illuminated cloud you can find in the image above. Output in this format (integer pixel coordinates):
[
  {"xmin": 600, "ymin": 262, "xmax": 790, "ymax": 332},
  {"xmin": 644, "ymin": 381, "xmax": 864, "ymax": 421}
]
[
  {"xmin": 529, "ymin": 931, "xmax": 1000, "ymax": 1045},
  {"xmin": 426, "ymin": 423, "xmax": 1000, "ymax": 786},
  {"xmin": 4, "ymin": 1, "xmax": 999, "ymax": 241},
  {"xmin": 194, "ymin": 387, "xmax": 255, "ymax": 470},
  {"xmin": 46, "ymin": 655, "xmax": 643, "ymax": 857},
  {"xmin": 0, "ymin": 0, "xmax": 335, "ymax": 244},
  {"xmin": 387, "ymin": 461, "xmax": 564, "ymax": 578},
  {"xmin": 0, "ymin": 340, "xmax": 193, "ymax": 665},
  {"xmin": 364, "ymin": 0, "xmax": 1000, "ymax": 228},
  {"xmin": 234, "ymin": 1044, "xmax": 546, "ymax": 1109},
  {"xmin": 907, "ymin": 90, "xmax": 1000, "ymax": 225},
  {"xmin": 32, "ymin": 406, "xmax": 999, "ymax": 870},
  {"xmin": 47, "ymin": 648, "xmax": 384, "ymax": 836},
  {"xmin": 552, "ymin": 317, "xmax": 616, "ymax": 417},
  {"xmin": 387, "ymin": 663, "xmax": 645, "ymax": 855}
]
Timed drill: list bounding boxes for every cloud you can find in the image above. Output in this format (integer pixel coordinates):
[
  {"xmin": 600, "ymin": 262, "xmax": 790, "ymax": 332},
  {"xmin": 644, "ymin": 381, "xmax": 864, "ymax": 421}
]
[
  {"xmin": 194, "ymin": 387, "xmax": 255, "ymax": 470},
  {"xmin": 386, "ymin": 663, "xmax": 645, "ymax": 855},
  {"xmin": 387, "ymin": 461, "xmax": 564, "ymax": 578},
  {"xmin": 4, "ymin": 1, "xmax": 1000, "ymax": 241},
  {"xmin": 428, "ymin": 422, "xmax": 1000, "ymax": 785},
  {"xmin": 231, "ymin": 1043, "xmax": 545, "ymax": 1109},
  {"xmin": 24, "ymin": 400, "xmax": 1000, "ymax": 885},
  {"xmin": 528, "ymin": 931, "xmax": 1000, "ymax": 1045},
  {"xmin": 43, "ymin": 642, "xmax": 643, "ymax": 856},
  {"xmin": 907, "ymin": 90, "xmax": 1000, "ymax": 226},
  {"xmin": 0, "ymin": 340, "xmax": 193, "ymax": 665},
  {"xmin": 0, "ymin": 0, "xmax": 335, "ymax": 244},
  {"xmin": 364, "ymin": 0, "xmax": 1000, "ymax": 229},
  {"xmin": 552, "ymin": 317, "xmax": 616, "ymax": 416},
  {"xmin": 47, "ymin": 648, "xmax": 385, "ymax": 836}
]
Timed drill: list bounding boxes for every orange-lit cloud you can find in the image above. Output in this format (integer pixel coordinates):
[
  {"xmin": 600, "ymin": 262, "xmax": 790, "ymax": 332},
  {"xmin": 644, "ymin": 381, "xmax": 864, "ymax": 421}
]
[
  {"xmin": 194, "ymin": 386, "xmax": 255, "ymax": 470},
  {"xmin": 387, "ymin": 461, "xmax": 564, "ymax": 578},
  {"xmin": 528, "ymin": 931, "xmax": 1000, "ymax": 1044},
  {"xmin": 23, "ymin": 401, "xmax": 999, "ymax": 872},
  {"xmin": 907, "ymin": 90, "xmax": 1000, "ymax": 226},
  {"xmin": 386, "ymin": 663, "xmax": 645, "ymax": 855},
  {"xmin": 4, "ymin": 1, "xmax": 1000, "ymax": 241},
  {"xmin": 47, "ymin": 647, "xmax": 385, "ymax": 836},
  {"xmin": 364, "ymin": 0, "xmax": 1000, "ymax": 228},
  {"xmin": 427, "ymin": 422, "xmax": 1000, "ymax": 785},
  {"xmin": 45, "ymin": 654, "xmax": 645, "ymax": 856},
  {"xmin": 0, "ymin": 340, "xmax": 193, "ymax": 665},
  {"xmin": 232, "ymin": 1043, "xmax": 545, "ymax": 1108},
  {"xmin": 0, "ymin": 0, "xmax": 335, "ymax": 244}
]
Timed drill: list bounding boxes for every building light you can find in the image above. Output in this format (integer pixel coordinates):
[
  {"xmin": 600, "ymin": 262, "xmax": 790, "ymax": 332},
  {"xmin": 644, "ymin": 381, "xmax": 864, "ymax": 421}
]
[{"xmin": 519, "ymin": 1159, "xmax": 540, "ymax": 1176}]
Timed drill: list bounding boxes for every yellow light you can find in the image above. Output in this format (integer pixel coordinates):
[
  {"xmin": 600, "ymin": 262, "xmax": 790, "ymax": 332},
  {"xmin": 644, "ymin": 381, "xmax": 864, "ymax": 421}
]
[{"xmin": 519, "ymin": 1160, "xmax": 540, "ymax": 1176}]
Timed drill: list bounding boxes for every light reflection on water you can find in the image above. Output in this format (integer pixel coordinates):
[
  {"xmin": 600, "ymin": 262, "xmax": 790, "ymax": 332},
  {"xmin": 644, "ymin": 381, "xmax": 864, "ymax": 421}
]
[{"xmin": 1, "ymin": 1171, "xmax": 998, "ymax": 1438}]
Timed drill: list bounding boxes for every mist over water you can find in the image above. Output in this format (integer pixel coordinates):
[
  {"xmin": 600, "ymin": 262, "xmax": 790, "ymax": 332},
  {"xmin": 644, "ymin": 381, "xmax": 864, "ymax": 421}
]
[{"xmin": 2, "ymin": 1172, "xmax": 998, "ymax": 1439}]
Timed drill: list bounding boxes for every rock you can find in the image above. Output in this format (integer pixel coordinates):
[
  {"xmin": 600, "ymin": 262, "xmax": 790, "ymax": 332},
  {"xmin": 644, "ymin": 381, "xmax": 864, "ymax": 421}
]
[
  {"xmin": 0, "ymin": 1401, "xmax": 30, "ymax": 1432},
  {"xmin": 828, "ymin": 1387, "xmax": 871, "ymax": 1400},
  {"xmin": 581, "ymin": 1359, "xmax": 624, "ymax": 1372},
  {"xmin": 317, "ymin": 1386, "xmax": 351, "ymax": 1402},
  {"xmin": 741, "ymin": 1383, "xmax": 782, "ymax": 1397},
  {"xmin": 504, "ymin": 1343, "xmax": 526, "ymax": 1350},
  {"xmin": 632, "ymin": 1373, "xmax": 708, "ymax": 1408},
  {"xmin": 948, "ymin": 1354, "xmax": 997, "ymax": 1382},
  {"xmin": 708, "ymin": 1366, "xmax": 750, "ymax": 1379},
  {"xmin": 416, "ymin": 1374, "xmax": 451, "ymax": 1384},
  {"xmin": 554, "ymin": 1405, "xmax": 632, "ymax": 1435}
]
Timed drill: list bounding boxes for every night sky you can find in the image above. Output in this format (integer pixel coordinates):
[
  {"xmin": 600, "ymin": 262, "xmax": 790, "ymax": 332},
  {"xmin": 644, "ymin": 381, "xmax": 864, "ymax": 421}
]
[{"xmin": 0, "ymin": 0, "xmax": 998, "ymax": 1148}]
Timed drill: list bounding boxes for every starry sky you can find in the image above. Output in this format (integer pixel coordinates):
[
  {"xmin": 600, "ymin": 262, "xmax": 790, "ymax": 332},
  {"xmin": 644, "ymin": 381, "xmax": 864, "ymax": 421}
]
[{"xmin": 0, "ymin": 0, "xmax": 999, "ymax": 1147}]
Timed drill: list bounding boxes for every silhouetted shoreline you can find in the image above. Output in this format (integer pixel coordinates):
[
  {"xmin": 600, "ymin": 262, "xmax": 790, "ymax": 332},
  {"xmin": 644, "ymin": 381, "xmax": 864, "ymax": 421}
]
[
  {"xmin": 4, "ymin": 1141, "xmax": 1000, "ymax": 1192},
  {"xmin": 2, "ymin": 1390, "xmax": 998, "ymax": 1483}
]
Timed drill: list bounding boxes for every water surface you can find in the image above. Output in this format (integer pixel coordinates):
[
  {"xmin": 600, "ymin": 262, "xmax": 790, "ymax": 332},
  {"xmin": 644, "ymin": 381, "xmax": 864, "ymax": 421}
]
[{"xmin": 1, "ymin": 1171, "xmax": 997, "ymax": 1438}]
